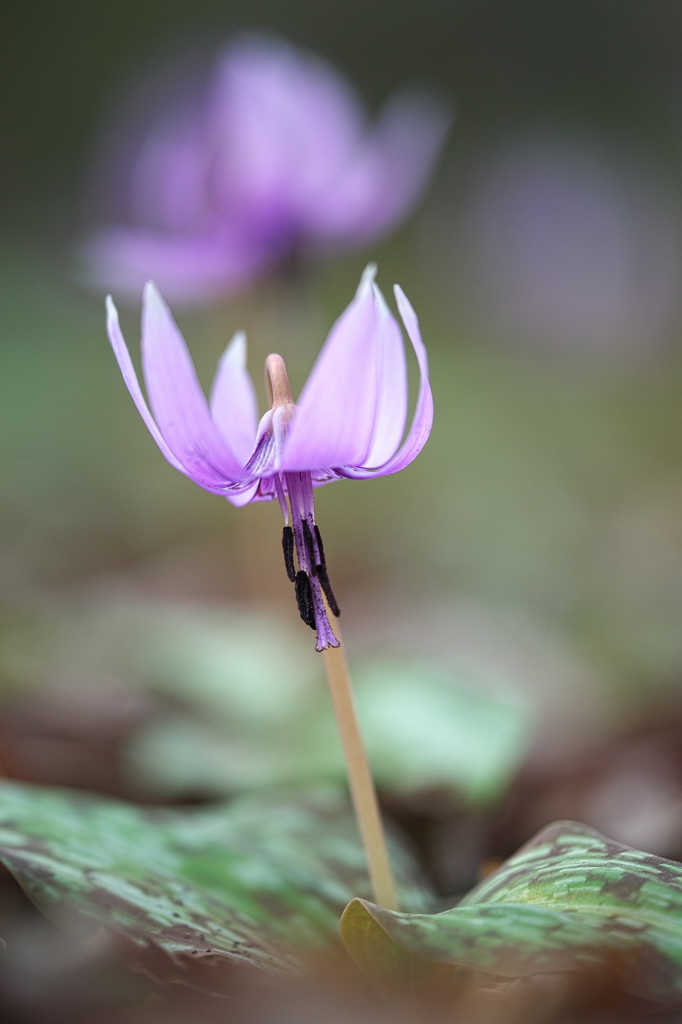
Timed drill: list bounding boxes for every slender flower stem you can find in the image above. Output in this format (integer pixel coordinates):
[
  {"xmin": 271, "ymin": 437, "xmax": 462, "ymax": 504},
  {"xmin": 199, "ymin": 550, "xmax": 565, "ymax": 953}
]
[{"xmin": 321, "ymin": 631, "xmax": 399, "ymax": 911}]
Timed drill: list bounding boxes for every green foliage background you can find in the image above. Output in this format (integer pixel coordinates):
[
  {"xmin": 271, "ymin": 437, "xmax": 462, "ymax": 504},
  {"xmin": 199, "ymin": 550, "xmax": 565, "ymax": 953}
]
[{"xmin": 3, "ymin": 0, "xmax": 682, "ymax": 791}]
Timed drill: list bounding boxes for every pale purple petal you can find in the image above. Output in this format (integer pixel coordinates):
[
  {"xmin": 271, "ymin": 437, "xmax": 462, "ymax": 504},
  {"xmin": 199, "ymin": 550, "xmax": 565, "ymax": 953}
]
[
  {"xmin": 106, "ymin": 296, "xmax": 185, "ymax": 473},
  {"xmin": 363, "ymin": 283, "xmax": 408, "ymax": 466},
  {"xmin": 130, "ymin": 103, "xmax": 212, "ymax": 232},
  {"xmin": 242, "ymin": 405, "xmax": 298, "ymax": 478},
  {"xmin": 226, "ymin": 480, "xmax": 260, "ymax": 506},
  {"xmin": 301, "ymin": 92, "xmax": 451, "ymax": 247},
  {"xmin": 209, "ymin": 331, "xmax": 258, "ymax": 463},
  {"xmin": 281, "ymin": 266, "xmax": 380, "ymax": 471},
  {"xmin": 246, "ymin": 475, "xmax": 279, "ymax": 503},
  {"xmin": 141, "ymin": 282, "xmax": 248, "ymax": 483},
  {"xmin": 341, "ymin": 284, "xmax": 433, "ymax": 478},
  {"xmin": 208, "ymin": 36, "xmax": 363, "ymax": 229},
  {"xmin": 208, "ymin": 46, "xmax": 297, "ymax": 226},
  {"xmin": 107, "ymin": 295, "xmax": 253, "ymax": 494},
  {"xmin": 83, "ymin": 227, "xmax": 273, "ymax": 307}
]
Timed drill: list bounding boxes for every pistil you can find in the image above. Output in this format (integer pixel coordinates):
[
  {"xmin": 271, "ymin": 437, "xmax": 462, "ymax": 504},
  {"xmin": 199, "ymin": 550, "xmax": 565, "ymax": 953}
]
[{"xmin": 266, "ymin": 353, "xmax": 294, "ymax": 407}]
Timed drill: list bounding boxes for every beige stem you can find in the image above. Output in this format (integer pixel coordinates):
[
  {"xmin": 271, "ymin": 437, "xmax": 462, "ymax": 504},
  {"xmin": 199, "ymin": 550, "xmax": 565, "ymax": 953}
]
[{"xmin": 322, "ymin": 634, "xmax": 399, "ymax": 911}]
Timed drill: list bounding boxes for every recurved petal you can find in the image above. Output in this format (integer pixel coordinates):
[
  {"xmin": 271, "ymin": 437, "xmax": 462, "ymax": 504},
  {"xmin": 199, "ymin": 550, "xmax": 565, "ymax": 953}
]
[
  {"xmin": 106, "ymin": 296, "xmax": 185, "ymax": 474},
  {"xmin": 363, "ymin": 283, "xmax": 408, "ymax": 467},
  {"xmin": 141, "ymin": 283, "xmax": 249, "ymax": 484},
  {"xmin": 281, "ymin": 265, "xmax": 380, "ymax": 471},
  {"xmin": 210, "ymin": 331, "xmax": 259, "ymax": 464},
  {"xmin": 341, "ymin": 284, "xmax": 433, "ymax": 478},
  {"xmin": 225, "ymin": 480, "xmax": 260, "ymax": 506}
]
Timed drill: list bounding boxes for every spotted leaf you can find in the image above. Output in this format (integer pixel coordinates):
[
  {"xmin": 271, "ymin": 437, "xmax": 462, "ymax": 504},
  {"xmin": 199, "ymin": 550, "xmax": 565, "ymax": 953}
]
[
  {"xmin": 341, "ymin": 820, "xmax": 682, "ymax": 1004},
  {"xmin": 0, "ymin": 780, "xmax": 427, "ymax": 973}
]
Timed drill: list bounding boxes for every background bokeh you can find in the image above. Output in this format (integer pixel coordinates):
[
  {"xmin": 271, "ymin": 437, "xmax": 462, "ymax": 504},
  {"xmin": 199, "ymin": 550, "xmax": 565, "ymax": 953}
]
[{"xmin": 4, "ymin": 0, "xmax": 682, "ymax": 881}]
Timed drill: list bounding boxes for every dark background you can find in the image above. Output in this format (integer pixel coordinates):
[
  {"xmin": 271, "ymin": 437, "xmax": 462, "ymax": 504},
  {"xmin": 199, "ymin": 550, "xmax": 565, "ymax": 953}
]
[{"xmin": 4, "ymin": 1, "xmax": 682, "ymax": 220}]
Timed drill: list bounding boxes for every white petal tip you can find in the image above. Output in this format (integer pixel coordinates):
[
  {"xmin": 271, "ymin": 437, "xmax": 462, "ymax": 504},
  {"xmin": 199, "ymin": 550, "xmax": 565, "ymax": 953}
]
[
  {"xmin": 394, "ymin": 284, "xmax": 419, "ymax": 330},
  {"xmin": 223, "ymin": 330, "xmax": 248, "ymax": 367},
  {"xmin": 393, "ymin": 282, "xmax": 409, "ymax": 308},
  {"xmin": 105, "ymin": 294, "xmax": 119, "ymax": 325},
  {"xmin": 372, "ymin": 280, "xmax": 390, "ymax": 313},
  {"xmin": 142, "ymin": 281, "xmax": 175, "ymax": 328},
  {"xmin": 142, "ymin": 280, "xmax": 164, "ymax": 307},
  {"xmin": 356, "ymin": 262, "xmax": 378, "ymax": 298}
]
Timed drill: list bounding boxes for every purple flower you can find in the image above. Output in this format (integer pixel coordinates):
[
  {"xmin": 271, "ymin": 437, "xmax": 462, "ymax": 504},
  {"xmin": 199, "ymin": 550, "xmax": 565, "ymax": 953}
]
[
  {"xmin": 86, "ymin": 35, "xmax": 449, "ymax": 305},
  {"xmin": 106, "ymin": 265, "xmax": 433, "ymax": 650}
]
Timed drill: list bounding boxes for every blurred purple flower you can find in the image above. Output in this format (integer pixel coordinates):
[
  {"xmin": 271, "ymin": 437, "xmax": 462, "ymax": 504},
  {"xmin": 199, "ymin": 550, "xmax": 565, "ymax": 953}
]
[
  {"xmin": 106, "ymin": 265, "xmax": 433, "ymax": 649},
  {"xmin": 86, "ymin": 35, "xmax": 449, "ymax": 305}
]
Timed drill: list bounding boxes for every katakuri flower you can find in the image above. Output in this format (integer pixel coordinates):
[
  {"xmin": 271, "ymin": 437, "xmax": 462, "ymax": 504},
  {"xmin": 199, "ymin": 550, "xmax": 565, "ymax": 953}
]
[
  {"xmin": 87, "ymin": 34, "xmax": 449, "ymax": 305},
  {"xmin": 106, "ymin": 265, "xmax": 433, "ymax": 650}
]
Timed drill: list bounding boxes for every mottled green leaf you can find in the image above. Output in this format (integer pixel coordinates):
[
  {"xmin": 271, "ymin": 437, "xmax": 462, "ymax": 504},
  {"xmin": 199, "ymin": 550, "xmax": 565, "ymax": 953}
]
[
  {"xmin": 0, "ymin": 780, "xmax": 428, "ymax": 973},
  {"xmin": 341, "ymin": 820, "xmax": 682, "ymax": 1003}
]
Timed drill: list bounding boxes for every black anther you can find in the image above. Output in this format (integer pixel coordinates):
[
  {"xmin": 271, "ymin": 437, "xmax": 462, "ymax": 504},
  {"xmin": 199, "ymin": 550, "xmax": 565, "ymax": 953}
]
[
  {"xmin": 282, "ymin": 526, "xmax": 296, "ymax": 582},
  {"xmin": 302, "ymin": 519, "xmax": 318, "ymax": 576},
  {"xmin": 317, "ymin": 564, "xmax": 340, "ymax": 617},
  {"xmin": 294, "ymin": 570, "xmax": 316, "ymax": 629},
  {"xmin": 314, "ymin": 525, "xmax": 327, "ymax": 568}
]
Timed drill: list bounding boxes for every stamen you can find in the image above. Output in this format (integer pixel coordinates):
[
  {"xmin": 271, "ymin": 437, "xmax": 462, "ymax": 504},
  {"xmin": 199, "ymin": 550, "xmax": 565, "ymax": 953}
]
[
  {"xmin": 302, "ymin": 519, "xmax": 318, "ymax": 577},
  {"xmin": 294, "ymin": 570, "xmax": 316, "ymax": 629},
  {"xmin": 282, "ymin": 526, "xmax": 296, "ymax": 582},
  {"xmin": 314, "ymin": 524, "xmax": 327, "ymax": 568},
  {"xmin": 283, "ymin": 470, "xmax": 339, "ymax": 648},
  {"xmin": 317, "ymin": 564, "xmax": 341, "ymax": 617}
]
